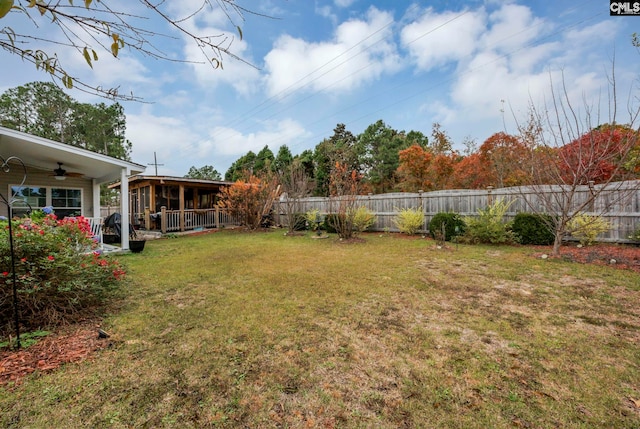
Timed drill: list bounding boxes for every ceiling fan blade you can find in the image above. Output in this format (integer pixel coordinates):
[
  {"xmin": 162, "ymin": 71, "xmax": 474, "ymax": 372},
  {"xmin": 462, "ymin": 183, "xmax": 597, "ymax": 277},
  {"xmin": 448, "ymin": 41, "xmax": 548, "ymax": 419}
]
[{"xmin": 49, "ymin": 162, "xmax": 83, "ymax": 178}]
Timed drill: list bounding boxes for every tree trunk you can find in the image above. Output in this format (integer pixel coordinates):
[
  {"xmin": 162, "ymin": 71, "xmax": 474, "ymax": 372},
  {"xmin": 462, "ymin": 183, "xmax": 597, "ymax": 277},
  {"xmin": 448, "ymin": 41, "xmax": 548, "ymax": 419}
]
[{"xmin": 552, "ymin": 225, "xmax": 564, "ymax": 256}]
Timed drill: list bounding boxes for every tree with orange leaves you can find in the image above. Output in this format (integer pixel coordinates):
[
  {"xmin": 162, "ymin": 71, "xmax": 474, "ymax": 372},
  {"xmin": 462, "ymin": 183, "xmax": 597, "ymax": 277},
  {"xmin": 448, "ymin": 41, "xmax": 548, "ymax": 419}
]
[
  {"xmin": 430, "ymin": 152, "xmax": 458, "ymax": 190},
  {"xmin": 218, "ymin": 175, "xmax": 280, "ymax": 229},
  {"xmin": 451, "ymin": 153, "xmax": 490, "ymax": 189},
  {"xmin": 477, "ymin": 132, "xmax": 529, "ymax": 188},
  {"xmin": 397, "ymin": 144, "xmax": 460, "ymax": 191},
  {"xmin": 396, "ymin": 144, "xmax": 433, "ymax": 192}
]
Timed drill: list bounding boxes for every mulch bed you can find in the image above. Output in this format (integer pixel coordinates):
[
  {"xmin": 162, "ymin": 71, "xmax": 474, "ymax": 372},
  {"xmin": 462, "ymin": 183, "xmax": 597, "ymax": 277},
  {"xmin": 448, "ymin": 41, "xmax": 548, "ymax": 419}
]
[
  {"xmin": 0, "ymin": 323, "xmax": 113, "ymax": 388},
  {"xmin": 534, "ymin": 243, "xmax": 640, "ymax": 274}
]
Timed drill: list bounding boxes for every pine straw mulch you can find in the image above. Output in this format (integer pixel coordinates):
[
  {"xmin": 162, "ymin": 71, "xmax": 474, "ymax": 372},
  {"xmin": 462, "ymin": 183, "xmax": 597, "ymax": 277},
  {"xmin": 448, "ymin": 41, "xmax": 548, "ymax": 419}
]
[
  {"xmin": 0, "ymin": 322, "xmax": 113, "ymax": 388},
  {"xmin": 534, "ymin": 243, "xmax": 640, "ymax": 274}
]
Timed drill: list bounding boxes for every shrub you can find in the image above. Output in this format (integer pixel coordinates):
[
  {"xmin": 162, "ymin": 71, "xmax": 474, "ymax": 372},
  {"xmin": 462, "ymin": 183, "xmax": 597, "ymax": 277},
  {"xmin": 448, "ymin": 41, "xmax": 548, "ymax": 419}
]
[
  {"xmin": 323, "ymin": 213, "xmax": 345, "ymax": 234},
  {"xmin": 0, "ymin": 211, "xmax": 126, "ymax": 335},
  {"xmin": 567, "ymin": 213, "xmax": 611, "ymax": 246},
  {"xmin": 305, "ymin": 209, "xmax": 322, "ymax": 231},
  {"xmin": 352, "ymin": 206, "xmax": 376, "ymax": 234},
  {"xmin": 327, "ymin": 163, "xmax": 363, "ymax": 240},
  {"xmin": 630, "ymin": 226, "xmax": 640, "ymax": 242},
  {"xmin": 291, "ymin": 213, "xmax": 307, "ymax": 231},
  {"xmin": 511, "ymin": 213, "xmax": 555, "ymax": 245},
  {"xmin": 428, "ymin": 212, "xmax": 466, "ymax": 242},
  {"xmin": 463, "ymin": 198, "xmax": 517, "ymax": 244},
  {"xmin": 322, "ymin": 206, "xmax": 375, "ymax": 237},
  {"xmin": 393, "ymin": 207, "xmax": 425, "ymax": 235},
  {"xmin": 218, "ymin": 175, "xmax": 280, "ymax": 230}
]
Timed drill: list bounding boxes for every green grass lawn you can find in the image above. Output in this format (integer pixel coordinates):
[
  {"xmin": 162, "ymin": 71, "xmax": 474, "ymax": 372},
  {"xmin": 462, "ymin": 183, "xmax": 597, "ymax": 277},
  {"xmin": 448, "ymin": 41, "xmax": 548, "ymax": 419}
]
[{"xmin": 1, "ymin": 229, "xmax": 640, "ymax": 428}]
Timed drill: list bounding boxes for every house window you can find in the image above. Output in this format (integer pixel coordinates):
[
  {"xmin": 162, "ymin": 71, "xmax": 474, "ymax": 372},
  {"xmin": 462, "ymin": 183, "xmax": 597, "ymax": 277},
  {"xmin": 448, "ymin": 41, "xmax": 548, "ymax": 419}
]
[
  {"xmin": 10, "ymin": 186, "xmax": 46, "ymax": 214},
  {"xmin": 10, "ymin": 186, "xmax": 82, "ymax": 218},
  {"xmin": 51, "ymin": 188, "xmax": 82, "ymax": 218}
]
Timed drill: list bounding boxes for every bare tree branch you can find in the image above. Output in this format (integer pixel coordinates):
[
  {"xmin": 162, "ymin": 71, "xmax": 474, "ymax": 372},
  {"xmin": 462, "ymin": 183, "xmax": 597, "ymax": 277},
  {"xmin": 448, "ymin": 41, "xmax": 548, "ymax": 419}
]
[
  {"xmin": 515, "ymin": 64, "xmax": 640, "ymax": 255},
  {"xmin": 0, "ymin": 0, "xmax": 270, "ymax": 101}
]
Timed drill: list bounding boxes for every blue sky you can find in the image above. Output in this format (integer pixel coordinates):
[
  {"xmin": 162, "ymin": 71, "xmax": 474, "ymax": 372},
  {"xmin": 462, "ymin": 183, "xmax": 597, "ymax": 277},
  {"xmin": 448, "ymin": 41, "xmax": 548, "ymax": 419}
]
[{"xmin": 1, "ymin": 0, "xmax": 638, "ymax": 177}]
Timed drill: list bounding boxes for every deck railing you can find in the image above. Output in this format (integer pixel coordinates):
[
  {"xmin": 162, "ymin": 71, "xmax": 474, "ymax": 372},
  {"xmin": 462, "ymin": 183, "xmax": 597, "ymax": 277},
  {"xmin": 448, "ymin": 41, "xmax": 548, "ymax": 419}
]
[{"xmin": 153, "ymin": 207, "xmax": 240, "ymax": 233}]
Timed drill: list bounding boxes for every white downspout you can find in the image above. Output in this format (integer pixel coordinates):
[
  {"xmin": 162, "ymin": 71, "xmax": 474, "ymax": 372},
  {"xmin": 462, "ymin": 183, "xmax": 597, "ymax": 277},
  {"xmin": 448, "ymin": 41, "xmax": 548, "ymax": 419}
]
[{"xmin": 120, "ymin": 168, "xmax": 130, "ymax": 250}]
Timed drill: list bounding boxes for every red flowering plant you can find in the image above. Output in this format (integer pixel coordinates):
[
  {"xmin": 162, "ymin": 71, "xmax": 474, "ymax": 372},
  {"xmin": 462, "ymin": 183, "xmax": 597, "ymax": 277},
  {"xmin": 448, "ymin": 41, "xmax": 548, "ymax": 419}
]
[{"xmin": 0, "ymin": 209, "xmax": 126, "ymax": 335}]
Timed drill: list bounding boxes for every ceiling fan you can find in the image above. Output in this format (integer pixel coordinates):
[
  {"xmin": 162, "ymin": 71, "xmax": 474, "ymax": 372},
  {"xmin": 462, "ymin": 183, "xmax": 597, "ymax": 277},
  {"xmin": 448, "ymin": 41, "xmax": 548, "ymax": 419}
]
[{"xmin": 51, "ymin": 162, "xmax": 83, "ymax": 180}]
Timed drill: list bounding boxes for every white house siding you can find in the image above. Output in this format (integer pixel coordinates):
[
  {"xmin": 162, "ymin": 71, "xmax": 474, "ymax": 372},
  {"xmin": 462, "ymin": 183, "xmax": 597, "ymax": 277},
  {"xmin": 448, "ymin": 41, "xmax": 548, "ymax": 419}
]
[{"xmin": 0, "ymin": 165, "xmax": 93, "ymax": 218}]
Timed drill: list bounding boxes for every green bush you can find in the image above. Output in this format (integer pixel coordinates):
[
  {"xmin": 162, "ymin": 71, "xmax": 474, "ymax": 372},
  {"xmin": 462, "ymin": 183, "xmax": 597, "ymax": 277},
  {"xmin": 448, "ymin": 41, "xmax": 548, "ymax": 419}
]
[
  {"xmin": 291, "ymin": 213, "xmax": 308, "ymax": 231},
  {"xmin": 630, "ymin": 226, "xmax": 640, "ymax": 242},
  {"xmin": 511, "ymin": 213, "xmax": 555, "ymax": 245},
  {"xmin": 351, "ymin": 206, "xmax": 376, "ymax": 234},
  {"xmin": 462, "ymin": 198, "xmax": 517, "ymax": 244},
  {"xmin": 567, "ymin": 213, "xmax": 610, "ymax": 246},
  {"xmin": 0, "ymin": 211, "xmax": 126, "ymax": 335},
  {"xmin": 393, "ymin": 207, "xmax": 425, "ymax": 235},
  {"xmin": 323, "ymin": 214, "xmax": 340, "ymax": 234},
  {"xmin": 428, "ymin": 212, "xmax": 466, "ymax": 241},
  {"xmin": 305, "ymin": 209, "xmax": 328, "ymax": 232}
]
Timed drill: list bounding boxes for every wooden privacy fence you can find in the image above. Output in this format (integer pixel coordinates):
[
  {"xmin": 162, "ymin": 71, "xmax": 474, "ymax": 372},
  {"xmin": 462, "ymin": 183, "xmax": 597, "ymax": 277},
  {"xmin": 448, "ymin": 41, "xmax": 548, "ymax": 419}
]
[{"xmin": 273, "ymin": 180, "xmax": 640, "ymax": 242}]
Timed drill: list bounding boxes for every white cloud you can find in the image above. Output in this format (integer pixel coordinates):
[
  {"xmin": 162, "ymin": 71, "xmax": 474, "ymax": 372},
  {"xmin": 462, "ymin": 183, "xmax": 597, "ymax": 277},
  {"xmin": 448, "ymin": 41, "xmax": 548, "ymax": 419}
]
[
  {"xmin": 126, "ymin": 110, "xmax": 201, "ymax": 176},
  {"xmin": 316, "ymin": 5, "xmax": 335, "ymax": 21},
  {"xmin": 480, "ymin": 4, "xmax": 547, "ymax": 53},
  {"xmin": 262, "ymin": 7, "xmax": 401, "ymax": 97},
  {"xmin": 204, "ymin": 119, "xmax": 310, "ymax": 157},
  {"xmin": 400, "ymin": 8, "xmax": 486, "ymax": 71},
  {"xmin": 67, "ymin": 50, "xmax": 151, "ymax": 85},
  {"xmin": 398, "ymin": 3, "xmax": 620, "ymax": 148},
  {"xmin": 127, "ymin": 108, "xmax": 310, "ymax": 176},
  {"xmin": 555, "ymin": 21, "xmax": 620, "ymax": 71},
  {"xmin": 182, "ymin": 38, "xmax": 261, "ymax": 95},
  {"xmin": 163, "ymin": 1, "xmax": 260, "ymax": 94},
  {"xmin": 562, "ymin": 20, "xmax": 618, "ymax": 45},
  {"xmin": 168, "ymin": 1, "xmax": 239, "ymax": 28},
  {"xmin": 335, "ymin": 0, "xmax": 358, "ymax": 7}
]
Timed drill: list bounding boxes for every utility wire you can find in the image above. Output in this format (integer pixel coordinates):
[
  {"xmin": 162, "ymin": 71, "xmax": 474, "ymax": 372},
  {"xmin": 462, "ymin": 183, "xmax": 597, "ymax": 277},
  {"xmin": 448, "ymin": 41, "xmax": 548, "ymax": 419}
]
[
  {"xmin": 246, "ymin": 6, "xmax": 605, "ymax": 156},
  {"xmin": 220, "ymin": 1, "xmax": 605, "ymax": 170}
]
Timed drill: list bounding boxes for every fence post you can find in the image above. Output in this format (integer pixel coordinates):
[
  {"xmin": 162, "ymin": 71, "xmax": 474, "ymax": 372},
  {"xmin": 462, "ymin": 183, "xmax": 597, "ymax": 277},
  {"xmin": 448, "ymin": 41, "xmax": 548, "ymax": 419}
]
[
  {"xmin": 487, "ymin": 186, "xmax": 494, "ymax": 206},
  {"xmin": 161, "ymin": 206, "xmax": 167, "ymax": 234},
  {"xmin": 418, "ymin": 190, "xmax": 425, "ymax": 234}
]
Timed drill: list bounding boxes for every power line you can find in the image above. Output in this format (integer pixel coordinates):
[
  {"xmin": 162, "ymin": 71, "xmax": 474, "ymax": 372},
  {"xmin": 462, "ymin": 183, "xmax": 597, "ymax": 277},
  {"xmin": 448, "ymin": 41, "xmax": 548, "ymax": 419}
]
[
  {"xmin": 235, "ymin": 3, "xmax": 605, "ymax": 158},
  {"xmin": 209, "ymin": 4, "xmax": 424, "ymax": 142}
]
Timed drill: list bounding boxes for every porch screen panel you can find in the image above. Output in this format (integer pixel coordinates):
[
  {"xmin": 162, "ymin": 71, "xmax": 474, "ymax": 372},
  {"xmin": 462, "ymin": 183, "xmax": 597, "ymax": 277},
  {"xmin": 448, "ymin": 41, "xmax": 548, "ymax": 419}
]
[
  {"xmin": 141, "ymin": 186, "xmax": 150, "ymax": 211},
  {"xmin": 198, "ymin": 190, "xmax": 217, "ymax": 208},
  {"xmin": 185, "ymin": 188, "xmax": 194, "ymax": 209},
  {"xmin": 155, "ymin": 186, "xmax": 180, "ymax": 211}
]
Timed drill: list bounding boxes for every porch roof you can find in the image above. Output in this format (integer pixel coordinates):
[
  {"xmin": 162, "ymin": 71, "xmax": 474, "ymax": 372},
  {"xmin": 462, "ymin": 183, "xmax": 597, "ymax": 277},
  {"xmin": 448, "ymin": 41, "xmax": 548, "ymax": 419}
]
[
  {"xmin": 110, "ymin": 175, "xmax": 233, "ymax": 189},
  {"xmin": 0, "ymin": 126, "xmax": 146, "ymax": 184}
]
